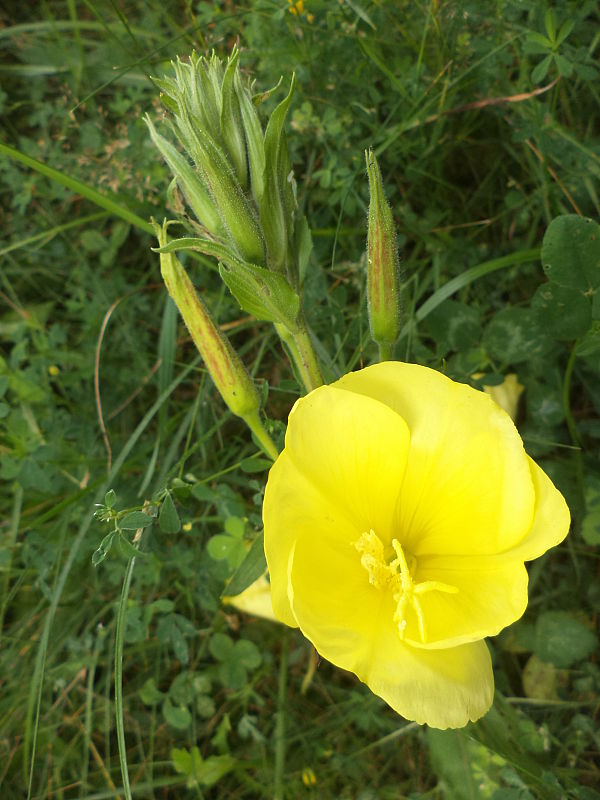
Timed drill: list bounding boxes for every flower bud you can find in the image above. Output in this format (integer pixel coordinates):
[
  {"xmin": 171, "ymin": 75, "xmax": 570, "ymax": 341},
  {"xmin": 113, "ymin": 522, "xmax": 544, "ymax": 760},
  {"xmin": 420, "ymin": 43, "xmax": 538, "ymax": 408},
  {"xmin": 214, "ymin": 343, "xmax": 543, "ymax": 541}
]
[
  {"xmin": 365, "ymin": 148, "xmax": 401, "ymax": 359},
  {"xmin": 152, "ymin": 220, "xmax": 260, "ymax": 421}
]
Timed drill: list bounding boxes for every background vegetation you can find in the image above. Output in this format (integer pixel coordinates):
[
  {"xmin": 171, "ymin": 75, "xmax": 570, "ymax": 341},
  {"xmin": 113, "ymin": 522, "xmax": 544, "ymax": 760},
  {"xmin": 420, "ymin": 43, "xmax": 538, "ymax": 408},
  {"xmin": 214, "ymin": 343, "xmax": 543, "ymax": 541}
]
[{"xmin": 1, "ymin": 1, "xmax": 599, "ymax": 798}]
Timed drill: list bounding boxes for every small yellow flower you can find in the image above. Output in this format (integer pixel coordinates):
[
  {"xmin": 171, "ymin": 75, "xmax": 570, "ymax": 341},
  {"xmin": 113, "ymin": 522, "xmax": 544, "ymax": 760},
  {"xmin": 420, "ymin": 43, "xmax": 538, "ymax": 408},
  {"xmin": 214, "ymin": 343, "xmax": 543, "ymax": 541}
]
[
  {"xmin": 182, "ymin": 522, "xmax": 192, "ymax": 532},
  {"xmin": 48, "ymin": 365, "xmax": 60, "ymax": 377},
  {"xmin": 301, "ymin": 767, "xmax": 317, "ymax": 786},
  {"xmin": 263, "ymin": 362, "xmax": 570, "ymax": 729}
]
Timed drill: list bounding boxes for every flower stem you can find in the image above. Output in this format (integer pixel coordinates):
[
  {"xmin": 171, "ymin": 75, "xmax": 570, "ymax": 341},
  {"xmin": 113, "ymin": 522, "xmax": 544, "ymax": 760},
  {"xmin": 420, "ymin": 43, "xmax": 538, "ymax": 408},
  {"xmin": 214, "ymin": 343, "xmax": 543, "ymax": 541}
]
[
  {"xmin": 273, "ymin": 629, "xmax": 288, "ymax": 800},
  {"xmin": 243, "ymin": 409, "xmax": 279, "ymax": 461},
  {"xmin": 378, "ymin": 341, "xmax": 394, "ymax": 362},
  {"xmin": 276, "ymin": 318, "xmax": 323, "ymax": 394}
]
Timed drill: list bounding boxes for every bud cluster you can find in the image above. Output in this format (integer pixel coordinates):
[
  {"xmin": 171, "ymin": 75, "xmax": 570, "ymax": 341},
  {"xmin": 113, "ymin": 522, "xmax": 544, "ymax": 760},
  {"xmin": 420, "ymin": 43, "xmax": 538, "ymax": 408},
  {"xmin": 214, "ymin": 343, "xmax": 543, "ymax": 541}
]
[{"xmin": 146, "ymin": 48, "xmax": 313, "ymax": 331}]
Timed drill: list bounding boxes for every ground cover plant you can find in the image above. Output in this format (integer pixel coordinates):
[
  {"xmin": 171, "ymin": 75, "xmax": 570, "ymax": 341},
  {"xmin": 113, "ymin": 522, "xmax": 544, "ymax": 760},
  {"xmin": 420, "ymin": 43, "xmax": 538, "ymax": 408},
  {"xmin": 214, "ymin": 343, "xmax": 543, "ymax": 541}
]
[{"xmin": 1, "ymin": 1, "xmax": 599, "ymax": 798}]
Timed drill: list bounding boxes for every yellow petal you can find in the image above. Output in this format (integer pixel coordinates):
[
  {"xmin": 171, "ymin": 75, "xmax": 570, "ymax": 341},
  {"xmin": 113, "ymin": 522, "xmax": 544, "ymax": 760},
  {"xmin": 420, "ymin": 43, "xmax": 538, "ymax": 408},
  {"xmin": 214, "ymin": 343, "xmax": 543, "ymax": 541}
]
[
  {"xmin": 363, "ymin": 635, "xmax": 494, "ymax": 729},
  {"xmin": 289, "ymin": 532, "xmax": 493, "ymax": 729},
  {"xmin": 282, "ymin": 385, "xmax": 411, "ymax": 539},
  {"xmin": 404, "ymin": 555, "xmax": 529, "ymax": 647},
  {"xmin": 263, "ymin": 451, "xmax": 362, "ymax": 627},
  {"xmin": 287, "ymin": 531, "xmax": 387, "ymax": 669},
  {"xmin": 223, "ymin": 574, "xmax": 279, "ymax": 622},
  {"xmin": 336, "ymin": 362, "xmax": 535, "ymax": 557},
  {"xmin": 504, "ymin": 457, "xmax": 571, "ymax": 561}
]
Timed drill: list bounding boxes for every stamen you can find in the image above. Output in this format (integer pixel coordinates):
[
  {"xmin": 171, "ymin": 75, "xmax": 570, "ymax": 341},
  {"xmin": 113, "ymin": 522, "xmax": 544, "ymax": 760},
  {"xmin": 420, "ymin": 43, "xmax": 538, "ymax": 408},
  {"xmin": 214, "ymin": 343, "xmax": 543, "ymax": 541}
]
[{"xmin": 354, "ymin": 531, "xmax": 458, "ymax": 644}]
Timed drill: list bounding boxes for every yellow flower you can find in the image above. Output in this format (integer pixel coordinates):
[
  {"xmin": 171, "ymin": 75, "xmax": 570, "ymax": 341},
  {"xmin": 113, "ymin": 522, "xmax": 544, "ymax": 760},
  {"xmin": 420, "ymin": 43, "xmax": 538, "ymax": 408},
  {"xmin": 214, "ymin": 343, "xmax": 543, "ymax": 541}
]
[{"xmin": 263, "ymin": 362, "xmax": 570, "ymax": 729}]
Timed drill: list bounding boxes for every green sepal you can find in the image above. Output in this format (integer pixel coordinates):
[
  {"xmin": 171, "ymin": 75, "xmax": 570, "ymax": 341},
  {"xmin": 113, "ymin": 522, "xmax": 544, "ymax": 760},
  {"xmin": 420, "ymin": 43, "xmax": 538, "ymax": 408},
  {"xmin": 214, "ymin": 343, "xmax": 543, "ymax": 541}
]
[
  {"xmin": 154, "ymin": 236, "xmax": 299, "ymax": 329},
  {"xmin": 293, "ymin": 214, "xmax": 312, "ymax": 288},
  {"xmin": 220, "ymin": 48, "xmax": 248, "ymax": 190},
  {"xmin": 235, "ymin": 69, "xmax": 265, "ymax": 203},
  {"xmin": 259, "ymin": 74, "xmax": 296, "ymax": 274},
  {"xmin": 219, "ymin": 260, "xmax": 299, "ymax": 329},
  {"xmin": 145, "ymin": 115, "xmax": 222, "ymax": 237}
]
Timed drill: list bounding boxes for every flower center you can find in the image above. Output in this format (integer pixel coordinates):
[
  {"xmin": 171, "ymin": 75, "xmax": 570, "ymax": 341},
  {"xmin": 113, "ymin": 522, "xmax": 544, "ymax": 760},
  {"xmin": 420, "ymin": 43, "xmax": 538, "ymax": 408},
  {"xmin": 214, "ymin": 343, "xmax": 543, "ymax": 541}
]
[{"xmin": 354, "ymin": 529, "xmax": 458, "ymax": 643}]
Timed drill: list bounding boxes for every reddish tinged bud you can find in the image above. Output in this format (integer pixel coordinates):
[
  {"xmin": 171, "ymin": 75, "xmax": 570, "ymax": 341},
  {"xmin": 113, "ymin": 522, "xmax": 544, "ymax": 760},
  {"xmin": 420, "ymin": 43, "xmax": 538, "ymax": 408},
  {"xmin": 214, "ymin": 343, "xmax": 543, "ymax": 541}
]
[{"xmin": 365, "ymin": 148, "xmax": 401, "ymax": 360}]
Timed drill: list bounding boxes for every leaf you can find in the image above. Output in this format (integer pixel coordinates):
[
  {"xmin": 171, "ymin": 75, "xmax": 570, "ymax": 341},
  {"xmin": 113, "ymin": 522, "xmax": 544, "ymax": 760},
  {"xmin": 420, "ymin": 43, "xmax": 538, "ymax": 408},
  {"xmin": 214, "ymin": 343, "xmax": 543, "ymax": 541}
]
[
  {"xmin": 139, "ymin": 678, "xmax": 164, "ymax": 705},
  {"xmin": 104, "ymin": 489, "xmax": 116, "ymax": 508},
  {"xmin": 483, "ymin": 307, "xmax": 552, "ymax": 364},
  {"xmin": 427, "ymin": 729, "xmax": 478, "ymax": 800},
  {"xmin": 159, "ymin": 492, "xmax": 181, "ymax": 533},
  {"xmin": 119, "ymin": 511, "xmax": 154, "ymax": 529},
  {"xmin": 531, "ymin": 54, "xmax": 553, "ymax": 84},
  {"xmin": 224, "ymin": 532, "xmax": 267, "ymax": 596},
  {"xmin": 234, "ymin": 639, "xmax": 262, "ymax": 670},
  {"xmin": 224, "ymin": 516, "xmax": 245, "ymax": 538},
  {"xmin": 162, "ymin": 697, "xmax": 192, "ymax": 729},
  {"xmin": 218, "ymin": 259, "xmax": 300, "ymax": 329},
  {"xmin": 92, "ymin": 531, "xmax": 115, "ymax": 567},
  {"xmin": 534, "ymin": 611, "xmax": 598, "ymax": 668},
  {"xmin": 541, "ymin": 215, "xmax": 600, "ymax": 293},
  {"xmin": 531, "ymin": 282, "xmax": 592, "ymax": 340},
  {"xmin": 522, "ymin": 654, "xmax": 558, "ymax": 700},
  {"xmin": 209, "ymin": 632, "xmax": 234, "ymax": 661}
]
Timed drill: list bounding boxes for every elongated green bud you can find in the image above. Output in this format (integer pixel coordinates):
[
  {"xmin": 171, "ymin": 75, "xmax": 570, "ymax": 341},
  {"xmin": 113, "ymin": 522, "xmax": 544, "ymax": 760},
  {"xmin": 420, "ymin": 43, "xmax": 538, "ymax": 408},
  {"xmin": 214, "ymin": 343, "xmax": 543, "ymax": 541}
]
[
  {"xmin": 365, "ymin": 148, "xmax": 401, "ymax": 360},
  {"xmin": 220, "ymin": 49, "xmax": 248, "ymax": 190},
  {"xmin": 145, "ymin": 115, "xmax": 222, "ymax": 237},
  {"xmin": 152, "ymin": 220, "xmax": 260, "ymax": 420}
]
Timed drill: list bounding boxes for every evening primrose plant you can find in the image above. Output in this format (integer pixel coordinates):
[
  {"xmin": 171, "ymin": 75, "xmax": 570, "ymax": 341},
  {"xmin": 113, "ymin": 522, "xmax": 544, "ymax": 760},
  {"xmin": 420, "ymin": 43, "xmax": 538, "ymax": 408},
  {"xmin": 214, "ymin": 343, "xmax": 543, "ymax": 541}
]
[{"xmin": 146, "ymin": 51, "xmax": 570, "ymax": 730}]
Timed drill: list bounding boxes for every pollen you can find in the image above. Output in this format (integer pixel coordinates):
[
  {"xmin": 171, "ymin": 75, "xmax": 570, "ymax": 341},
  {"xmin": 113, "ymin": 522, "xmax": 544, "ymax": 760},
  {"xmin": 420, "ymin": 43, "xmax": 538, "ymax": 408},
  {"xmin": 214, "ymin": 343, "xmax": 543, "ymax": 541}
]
[{"xmin": 355, "ymin": 530, "xmax": 458, "ymax": 643}]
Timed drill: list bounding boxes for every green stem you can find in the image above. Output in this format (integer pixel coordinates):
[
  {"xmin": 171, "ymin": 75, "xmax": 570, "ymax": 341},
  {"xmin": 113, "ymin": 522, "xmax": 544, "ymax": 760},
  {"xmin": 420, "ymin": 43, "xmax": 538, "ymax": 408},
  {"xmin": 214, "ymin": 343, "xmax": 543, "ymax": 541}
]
[
  {"xmin": 273, "ymin": 630, "xmax": 288, "ymax": 800},
  {"xmin": 276, "ymin": 319, "xmax": 323, "ymax": 394},
  {"xmin": 377, "ymin": 341, "xmax": 394, "ymax": 362},
  {"xmin": 244, "ymin": 410, "xmax": 279, "ymax": 461},
  {"xmin": 115, "ymin": 544, "xmax": 139, "ymax": 800}
]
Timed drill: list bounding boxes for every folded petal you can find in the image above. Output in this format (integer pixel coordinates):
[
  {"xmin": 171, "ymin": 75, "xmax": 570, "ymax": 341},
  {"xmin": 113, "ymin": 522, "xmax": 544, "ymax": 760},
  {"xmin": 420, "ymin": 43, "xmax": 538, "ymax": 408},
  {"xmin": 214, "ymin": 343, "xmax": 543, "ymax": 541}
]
[
  {"xmin": 288, "ymin": 528, "xmax": 387, "ymax": 667},
  {"xmin": 503, "ymin": 457, "xmax": 570, "ymax": 561},
  {"xmin": 282, "ymin": 385, "xmax": 411, "ymax": 542},
  {"xmin": 336, "ymin": 362, "xmax": 536, "ymax": 557},
  {"xmin": 263, "ymin": 451, "xmax": 362, "ymax": 627}
]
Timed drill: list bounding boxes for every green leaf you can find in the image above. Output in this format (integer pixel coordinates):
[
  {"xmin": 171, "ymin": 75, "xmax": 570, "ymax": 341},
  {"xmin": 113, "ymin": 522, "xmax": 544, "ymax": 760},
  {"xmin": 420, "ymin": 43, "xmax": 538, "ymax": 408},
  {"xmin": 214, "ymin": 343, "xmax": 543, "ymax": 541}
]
[
  {"xmin": 104, "ymin": 489, "xmax": 116, "ymax": 508},
  {"xmin": 531, "ymin": 282, "xmax": 592, "ymax": 340},
  {"xmin": 162, "ymin": 697, "xmax": 192, "ymax": 729},
  {"xmin": 426, "ymin": 299, "xmax": 482, "ymax": 351},
  {"xmin": 224, "ymin": 516, "xmax": 245, "ymax": 538},
  {"xmin": 218, "ymin": 259, "xmax": 300, "ymax": 329},
  {"xmin": 218, "ymin": 659, "xmax": 247, "ymax": 689},
  {"xmin": 196, "ymin": 754, "xmax": 236, "ymax": 787},
  {"xmin": 159, "ymin": 492, "xmax": 181, "ymax": 533},
  {"xmin": 483, "ymin": 307, "xmax": 551, "ymax": 364},
  {"xmin": 534, "ymin": 611, "xmax": 598, "ymax": 668},
  {"xmin": 531, "ymin": 54, "xmax": 553, "ymax": 84},
  {"xmin": 92, "ymin": 531, "xmax": 115, "ymax": 567},
  {"xmin": 207, "ymin": 533, "xmax": 246, "ymax": 567},
  {"xmin": 119, "ymin": 511, "xmax": 154, "ymax": 529},
  {"xmin": 209, "ymin": 632, "xmax": 234, "ymax": 661},
  {"xmin": 223, "ymin": 532, "xmax": 267, "ymax": 597},
  {"xmin": 556, "ymin": 18, "xmax": 574, "ymax": 45},
  {"xmin": 234, "ymin": 639, "xmax": 262, "ymax": 670},
  {"xmin": 139, "ymin": 678, "xmax": 164, "ymax": 706},
  {"xmin": 427, "ymin": 729, "xmax": 478, "ymax": 800},
  {"xmin": 544, "ymin": 9, "xmax": 556, "ymax": 41},
  {"xmin": 542, "ymin": 215, "xmax": 600, "ymax": 293},
  {"xmin": 118, "ymin": 533, "xmax": 143, "ymax": 560},
  {"xmin": 522, "ymin": 655, "xmax": 558, "ymax": 700}
]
